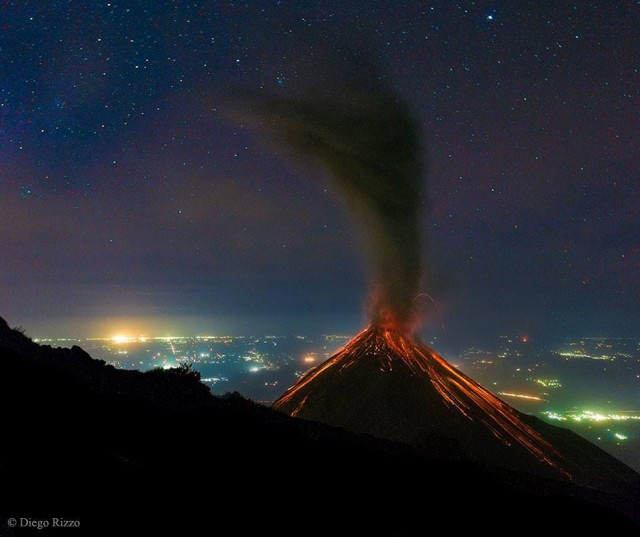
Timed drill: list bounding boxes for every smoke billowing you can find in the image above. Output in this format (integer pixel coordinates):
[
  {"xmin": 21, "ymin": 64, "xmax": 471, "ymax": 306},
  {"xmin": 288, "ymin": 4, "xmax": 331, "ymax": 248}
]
[{"xmin": 227, "ymin": 42, "xmax": 426, "ymax": 334}]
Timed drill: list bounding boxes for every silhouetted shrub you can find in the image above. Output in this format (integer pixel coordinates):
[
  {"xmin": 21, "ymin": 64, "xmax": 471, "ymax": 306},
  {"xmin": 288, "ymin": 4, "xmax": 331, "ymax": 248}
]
[{"xmin": 175, "ymin": 362, "xmax": 200, "ymax": 380}]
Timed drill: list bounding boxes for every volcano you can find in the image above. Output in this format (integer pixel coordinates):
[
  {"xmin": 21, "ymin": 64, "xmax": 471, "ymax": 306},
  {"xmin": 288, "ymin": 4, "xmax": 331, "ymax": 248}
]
[
  {"xmin": 240, "ymin": 42, "xmax": 637, "ymax": 489},
  {"xmin": 274, "ymin": 325, "xmax": 636, "ymax": 485}
]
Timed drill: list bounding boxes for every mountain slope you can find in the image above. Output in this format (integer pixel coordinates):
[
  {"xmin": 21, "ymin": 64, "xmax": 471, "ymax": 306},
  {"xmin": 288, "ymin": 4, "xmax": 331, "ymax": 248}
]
[{"xmin": 274, "ymin": 325, "xmax": 636, "ymax": 485}]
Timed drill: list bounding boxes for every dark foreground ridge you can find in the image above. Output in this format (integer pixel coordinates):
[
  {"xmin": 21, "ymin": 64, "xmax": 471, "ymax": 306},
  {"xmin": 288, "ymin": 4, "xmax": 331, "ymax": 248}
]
[{"xmin": 0, "ymin": 317, "xmax": 638, "ymax": 535}]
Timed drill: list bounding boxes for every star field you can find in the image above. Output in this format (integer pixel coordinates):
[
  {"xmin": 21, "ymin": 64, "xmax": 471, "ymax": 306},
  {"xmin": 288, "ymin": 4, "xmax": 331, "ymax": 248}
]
[{"xmin": 1, "ymin": 1, "xmax": 638, "ymax": 340}]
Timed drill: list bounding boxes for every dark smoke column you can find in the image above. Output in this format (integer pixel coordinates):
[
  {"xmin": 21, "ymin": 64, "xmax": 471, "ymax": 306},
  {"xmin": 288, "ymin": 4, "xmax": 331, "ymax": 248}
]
[{"xmin": 232, "ymin": 49, "xmax": 425, "ymax": 334}]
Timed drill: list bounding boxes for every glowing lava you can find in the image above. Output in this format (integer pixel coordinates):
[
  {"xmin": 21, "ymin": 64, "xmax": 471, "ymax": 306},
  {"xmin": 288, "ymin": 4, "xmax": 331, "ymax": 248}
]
[{"xmin": 274, "ymin": 325, "xmax": 571, "ymax": 477}]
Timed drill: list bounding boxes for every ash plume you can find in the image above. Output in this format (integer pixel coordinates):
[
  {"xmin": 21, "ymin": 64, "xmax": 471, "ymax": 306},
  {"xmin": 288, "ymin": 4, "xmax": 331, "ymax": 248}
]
[{"xmin": 227, "ymin": 43, "xmax": 426, "ymax": 333}]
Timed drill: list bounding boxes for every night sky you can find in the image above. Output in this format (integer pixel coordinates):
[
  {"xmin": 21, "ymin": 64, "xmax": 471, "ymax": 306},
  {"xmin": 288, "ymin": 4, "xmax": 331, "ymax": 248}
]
[{"xmin": 1, "ymin": 1, "xmax": 638, "ymax": 341}]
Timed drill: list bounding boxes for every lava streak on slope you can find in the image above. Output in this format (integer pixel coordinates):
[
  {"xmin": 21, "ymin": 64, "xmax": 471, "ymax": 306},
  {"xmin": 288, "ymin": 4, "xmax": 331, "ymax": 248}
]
[{"xmin": 274, "ymin": 325, "xmax": 570, "ymax": 477}]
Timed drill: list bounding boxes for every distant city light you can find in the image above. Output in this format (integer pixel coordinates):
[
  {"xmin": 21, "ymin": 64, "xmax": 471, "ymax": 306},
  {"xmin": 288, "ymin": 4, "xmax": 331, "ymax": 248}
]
[
  {"xmin": 614, "ymin": 433, "xmax": 628, "ymax": 441},
  {"xmin": 557, "ymin": 350, "xmax": 615, "ymax": 361},
  {"xmin": 542, "ymin": 411, "xmax": 640, "ymax": 423},
  {"xmin": 201, "ymin": 377, "xmax": 228, "ymax": 384},
  {"xmin": 535, "ymin": 379, "xmax": 562, "ymax": 388}
]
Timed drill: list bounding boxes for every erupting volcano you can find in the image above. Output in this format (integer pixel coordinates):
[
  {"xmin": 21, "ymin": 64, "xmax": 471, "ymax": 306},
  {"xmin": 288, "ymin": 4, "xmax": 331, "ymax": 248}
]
[
  {"xmin": 274, "ymin": 326, "xmax": 638, "ymax": 483},
  {"xmin": 273, "ymin": 327, "xmax": 533, "ymax": 475},
  {"xmin": 230, "ymin": 40, "xmax": 636, "ymax": 485},
  {"xmin": 274, "ymin": 326, "xmax": 564, "ymax": 469}
]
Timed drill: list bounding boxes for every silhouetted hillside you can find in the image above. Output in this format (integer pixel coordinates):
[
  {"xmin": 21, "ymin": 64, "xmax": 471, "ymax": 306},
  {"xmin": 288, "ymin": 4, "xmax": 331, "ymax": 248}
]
[{"xmin": 0, "ymin": 317, "xmax": 637, "ymax": 535}]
